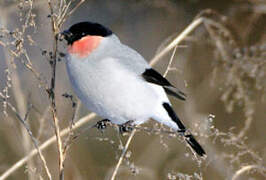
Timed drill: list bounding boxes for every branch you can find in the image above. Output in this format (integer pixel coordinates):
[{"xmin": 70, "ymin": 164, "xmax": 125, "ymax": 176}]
[
  {"xmin": 0, "ymin": 113, "xmax": 97, "ymax": 180},
  {"xmin": 150, "ymin": 18, "xmax": 204, "ymax": 66},
  {"xmin": 232, "ymin": 165, "xmax": 266, "ymax": 180},
  {"xmin": 47, "ymin": 1, "xmax": 64, "ymax": 179},
  {"xmin": 110, "ymin": 129, "xmax": 137, "ymax": 180},
  {"xmin": 58, "ymin": 0, "xmax": 85, "ymax": 27},
  {"xmin": 0, "ymin": 95, "xmax": 52, "ymax": 180}
]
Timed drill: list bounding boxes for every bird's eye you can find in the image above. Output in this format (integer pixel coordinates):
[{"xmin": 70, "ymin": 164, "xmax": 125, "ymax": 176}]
[{"xmin": 81, "ymin": 32, "xmax": 85, "ymax": 36}]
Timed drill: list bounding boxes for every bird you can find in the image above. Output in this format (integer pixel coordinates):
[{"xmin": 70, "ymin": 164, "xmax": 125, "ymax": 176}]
[{"xmin": 61, "ymin": 21, "xmax": 206, "ymax": 157}]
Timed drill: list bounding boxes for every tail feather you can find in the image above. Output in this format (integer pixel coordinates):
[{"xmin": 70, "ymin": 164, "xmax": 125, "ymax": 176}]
[
  {"xmin": 185, "ymin": 134, "xmax": 206, "ymax": 156},
  {"xmin": 162, "ymin": 103, "xmax": 206, "ymax": 157},
  {"xmin": 163, "ymin": 86, "xmax": 186, "ymax": 101}
]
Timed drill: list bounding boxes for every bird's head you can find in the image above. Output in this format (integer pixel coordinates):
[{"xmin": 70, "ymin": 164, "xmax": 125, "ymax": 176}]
[{"xmin": 61, "ymin": 21, "xmax": 112, "ymax": 58}]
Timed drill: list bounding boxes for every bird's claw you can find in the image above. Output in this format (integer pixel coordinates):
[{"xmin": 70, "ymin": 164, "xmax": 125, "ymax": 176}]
[
  {"xmin": 119, "ymin": 120, "xmax": 134, "ymax": 135},
  {"xmin": 95, "ymin": 119, "xmax": 110, "ymax": 132}
]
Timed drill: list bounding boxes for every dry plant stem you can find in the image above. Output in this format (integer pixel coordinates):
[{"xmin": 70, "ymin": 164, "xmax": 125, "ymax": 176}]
[
  {"xmin": 52, "ymin": 111, "xmax": 64, "ymax": 180},
  {"xmin": 0, "ymin": 113, "xmax": 97, "ymax": 180},
  {"xmin": 47, "ymin": 1, "xmax": 64, "ymax": 179},
  {"xmin": 110, "ymin": 129, "xmax": 137, "ymax": 180},
  {"xmin": 58, "ymin": 0, "xmax": 85, "ymax": 27},
  {"xmin": 150, "ymin": 18, "xmax": 204, "ymax": 66},
  {"xmin": 59, "ymin": 0, "xmax": 65, "ymax": 16},
  {"xmin": 23, "ymin": 52, "xmax": 49, "ymax": 90},
  {"xmin": 36, "ymin": 107, "xmax": 50, "ymax": 140},
  {"xmin": 236, "ymin": 116, "xmax": 252, "ymax": 140},
  {"xmin": 1, "ymin": 1, "xmax": 84, "ymax": 179},
  {"xmin": 163, "ymin": 45, "xmax": 178, "ymax": 77},
  {"xmin": 47, "ymin": 1, "xmax": 85, "ymax": 179},
  {"xmin": 203, "ymin": 19, "xmax": 231, "ymax": 63},
  {"xmin": 232, "ymin": 165, "xmax": 266, "ymax": 180},
  {"xmin": 58, "ymin": 1, "xmax": 72, "ymax": 27},
  {"xmin": 0, "ymin": 114, "xmax": 177, "ymax": 180},
  {"xmin": 1, "ymin": 6, "xmax": 37, "ymax": 180},
  {"xmin": 46, "ymin": 1, "xmax": 86, "ymax": 178},
  {"xmin": 62, "ymin": 99, "xmax": 80, "ymax": 163},
  {"xmin": 0, "ymin": 97, "xmax": 52, "ymax": 180},
  {"xmin": 203, "ymin": 18, "xmax": 254, "ymax": 140}
]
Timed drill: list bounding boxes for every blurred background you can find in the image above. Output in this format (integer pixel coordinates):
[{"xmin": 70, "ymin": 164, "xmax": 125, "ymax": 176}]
[{"xmin": 0, "ymin": 0, "xmax": 265, "ymax": 179}]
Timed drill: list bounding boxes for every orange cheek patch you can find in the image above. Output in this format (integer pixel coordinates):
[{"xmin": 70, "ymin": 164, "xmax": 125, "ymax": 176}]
[{"xmin": 68, "ymin": 35, "xmax": 102, "ymax": 58}]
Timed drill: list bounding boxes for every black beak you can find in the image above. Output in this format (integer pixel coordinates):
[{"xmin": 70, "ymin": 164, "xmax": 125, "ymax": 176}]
[{"xmin": 60, "ymin": 30, "xmax": 72, "ymax": 44}]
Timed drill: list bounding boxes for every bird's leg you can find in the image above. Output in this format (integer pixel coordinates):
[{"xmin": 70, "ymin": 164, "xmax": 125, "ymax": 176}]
[
  {"xmin": 177, "ymin": 128, "xmax": 186, "ymax": 135},
  {"xmin": 177, "ymin": 128, "xmax": 192, "ymax": 138},
  {"xmin": 95, "ymin": 119, "xmax": 111, "ymax": 132},
  {"xmin": 178, "ymin": 128, "xmax": 193, "ymax": 138},
  {"xmin": 119, "ymin": 120, "xmax": 134, "ymax": 134}
]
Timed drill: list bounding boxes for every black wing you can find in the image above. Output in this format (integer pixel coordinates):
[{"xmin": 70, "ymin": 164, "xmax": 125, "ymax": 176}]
[{"xmin": 142, "ymin": 68, "xmax": 186, "ymax": 101}]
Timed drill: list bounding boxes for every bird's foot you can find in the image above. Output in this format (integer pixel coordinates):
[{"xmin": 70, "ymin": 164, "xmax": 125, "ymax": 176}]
[
  {"xmin": 95, "ymin": 119, "xmax": 111, "ymax": 132},
  {"xmin": 177, "ymin": 129, "xmax": 186, "ymax": 135},
  {"xmin": 119, "ymin": 120, "xmax": 134, "ymax": 135},
  {"xmin": 177, "ymin": 129, "xmax": 193, "ymax": 138}
]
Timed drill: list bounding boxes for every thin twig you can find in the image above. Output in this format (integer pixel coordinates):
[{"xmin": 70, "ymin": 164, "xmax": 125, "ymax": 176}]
[
  {"xmin": 232, "ymin": 165, "xmax": 266, "ymax": 180},
  {"xmin": 0, "ymin": 97, "xmax": 52, "ymax": 180},
  {"xmin": 46, "ymin": 1, "xmax": 85, "ymax": 179},
  {"xmin": 36, "ymin": 107, "xmax": 50, "ymax": 140},
  {"xmin": 150, "ymin": 18, "xmax": 204, "ymax": 66},
  {"xmin": 1, "ymin": 1, "xmax": 85, "ymax": 179},
  {"xmin": 110, "ymin": 129, "xmax": 137, "ymax": 180},
  {"xmin": 62, "ymin": 95, "xmax": 79, "ymax": 166},
  {"xmin": 203, "ymin": 18, "xmax": 231, "ymax": 62},
  {"xmin": 0, "ymin": 113, "xmax": 97, "ymax": 180},
  {"xmin": 163, "ymin": 45, "xmax": 178, "ymax": 77},
  {"xmin": 58, "ymin": 0, "xmax": 64, "ymax": 16},
  {"xmin": 1, "ymin": 9, "xmax": 36, "ymax": 180},
  {"xmin": 58, "ymin": 0, "xmax": 85, "ymax": 27},
  {"xmin": 67, "ymin": 0, "xmax": 85, "ymax": 16},
  {"xmin": 57, "ymin": 1, "xmax": 72, "ymax": 27},
  {"xmin": 23, "ymin": 52, "xmax": 49, "ymax": 90},
  {"xmin": 46, "ymin": 1, "xmax": 65, "ymax": 179}
]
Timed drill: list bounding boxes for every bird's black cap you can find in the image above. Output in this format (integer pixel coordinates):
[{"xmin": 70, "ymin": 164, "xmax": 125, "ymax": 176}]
[{"xmin": 62, "ymin": 21, "xmax": 112, "ymax": 45}]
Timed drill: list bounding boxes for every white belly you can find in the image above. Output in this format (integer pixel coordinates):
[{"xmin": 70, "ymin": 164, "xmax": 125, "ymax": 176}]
[{"xmin": 66, "ymin": 57, "xmax": 166, "ymax": 125}]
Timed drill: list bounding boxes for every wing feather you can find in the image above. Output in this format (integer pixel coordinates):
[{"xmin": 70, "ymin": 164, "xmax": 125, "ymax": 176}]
[{"xmin": 142, "ymin": 68, "xmax": 186, "ymax": 101}]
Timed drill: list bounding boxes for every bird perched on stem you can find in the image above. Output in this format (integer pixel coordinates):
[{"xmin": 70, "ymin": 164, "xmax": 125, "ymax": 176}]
[{"xmin": 61, "ymin": 21, "xmax": 206, "ymax": 157}]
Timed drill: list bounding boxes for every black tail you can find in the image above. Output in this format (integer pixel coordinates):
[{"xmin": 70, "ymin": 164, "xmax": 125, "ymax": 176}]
[{"xmin": 162, "ymin": 103, "xmax": 206, "ymax": 157}]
